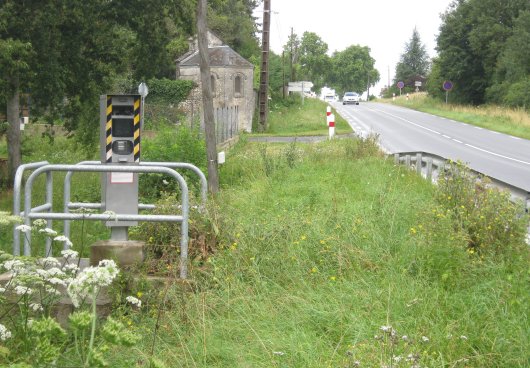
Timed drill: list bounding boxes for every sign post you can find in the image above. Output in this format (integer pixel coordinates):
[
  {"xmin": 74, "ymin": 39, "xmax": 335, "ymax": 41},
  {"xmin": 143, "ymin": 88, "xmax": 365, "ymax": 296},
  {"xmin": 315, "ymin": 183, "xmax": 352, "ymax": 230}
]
[
  {"xmin": 443, "ymin": 80, "xmax": 453, "ymax": 104},
  {"xmin": 397, "ymin": 81, "xmax": 404, "ymax": 96}
]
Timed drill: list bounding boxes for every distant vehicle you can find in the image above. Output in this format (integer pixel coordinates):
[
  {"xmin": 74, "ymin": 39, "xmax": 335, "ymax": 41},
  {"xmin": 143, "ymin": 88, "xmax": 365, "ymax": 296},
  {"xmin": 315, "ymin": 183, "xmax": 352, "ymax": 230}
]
[
  {"xmin": 342, "ymin": 92, "xmax": 360, "ymax": 105},
  {"xmin": 324, "ymin": 94, "xmax": 336, "ymax": 102}
]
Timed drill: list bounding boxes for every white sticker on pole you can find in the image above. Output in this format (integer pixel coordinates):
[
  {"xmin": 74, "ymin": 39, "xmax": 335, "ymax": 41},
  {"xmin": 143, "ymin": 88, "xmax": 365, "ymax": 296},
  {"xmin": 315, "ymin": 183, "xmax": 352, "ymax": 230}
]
[{"xmin": 111, "ymin": 172, "xmax": 134, "ymax": 184}]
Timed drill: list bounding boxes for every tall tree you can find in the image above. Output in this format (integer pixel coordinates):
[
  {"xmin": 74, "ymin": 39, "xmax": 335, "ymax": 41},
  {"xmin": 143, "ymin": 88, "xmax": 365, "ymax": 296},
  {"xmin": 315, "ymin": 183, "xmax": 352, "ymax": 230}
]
[
  {"xmin": 394, "ymin": 28, "xmax": 430, "ymax": 88},
  {"xmin": 433, "ymin": 0, "xmax": 529, "ymax": 105},
  {"xmin": 0, "ymin": 39, "xmax": 31, "ymax": 184},
  {"xmin": 298, "ymin": 32, "xmax": 330, "ymax": 91},
  {"xmin": 329, "ymin": 45, "xmax": 379, "ymax": 95},
  {"xmin": 197, "ymin": 0, "xmax": 219, "ymax": 194}
]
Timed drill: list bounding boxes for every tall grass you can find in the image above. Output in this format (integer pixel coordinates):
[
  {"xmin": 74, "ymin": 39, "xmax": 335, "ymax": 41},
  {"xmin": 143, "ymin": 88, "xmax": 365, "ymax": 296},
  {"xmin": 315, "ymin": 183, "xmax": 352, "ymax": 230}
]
[
  {"xmin": 386, "ymin": 93, "xmax": 530, "ymax": 139},
  {"xmin": 128, "ymin": 139, "xmax": 528, "ymax": 367},
  {"xmin": 264, "ymin": 97, "xmax": 352, "ymax": 136}
]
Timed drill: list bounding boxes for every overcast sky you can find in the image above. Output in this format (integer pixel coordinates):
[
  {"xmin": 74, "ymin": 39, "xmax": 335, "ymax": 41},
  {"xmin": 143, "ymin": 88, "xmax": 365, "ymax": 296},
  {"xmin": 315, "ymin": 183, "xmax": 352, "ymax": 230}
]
[{"xmin": 255, "ymin": 0, "xmax": 454, "ymax": 95}]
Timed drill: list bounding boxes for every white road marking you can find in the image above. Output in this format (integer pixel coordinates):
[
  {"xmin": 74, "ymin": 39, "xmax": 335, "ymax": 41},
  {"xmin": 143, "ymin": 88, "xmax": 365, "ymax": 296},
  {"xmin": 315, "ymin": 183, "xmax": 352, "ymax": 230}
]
[
  {"xmin": 372, "ymin": 107, "xmax": 530, "ymax": 166},
  {"xmin": 452, "ymin": 139, "xmax": 463, "ymax": 143},
  {"xmin": 464, "ymin": 144, "xmax": 530, "ymax": 165}
]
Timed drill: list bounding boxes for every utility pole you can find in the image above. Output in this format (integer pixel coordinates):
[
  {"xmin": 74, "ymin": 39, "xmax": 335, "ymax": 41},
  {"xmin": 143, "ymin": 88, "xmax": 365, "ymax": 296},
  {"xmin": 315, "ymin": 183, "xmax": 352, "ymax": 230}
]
[
  {"xmin": 290, "ymin": 27, "xmax": 294, "ymax": 82},
  {"xmin": 258, "ymin": 0, "xmax": 271, "ymax": 132},
  {"xmin": 197, "ymin": 0, "xmax": 219, "ymax": 193},
  {"xmin": 282, "ymin": 51, "xmax": 286, "ymax": 98}
]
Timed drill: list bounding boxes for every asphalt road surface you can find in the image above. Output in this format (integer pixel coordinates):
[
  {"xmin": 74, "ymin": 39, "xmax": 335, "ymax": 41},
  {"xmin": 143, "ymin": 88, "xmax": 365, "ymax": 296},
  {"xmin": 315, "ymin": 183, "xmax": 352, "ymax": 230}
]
[{"xmin": 333, "ymin": 102, "xmax": 530, "ymax": 193}]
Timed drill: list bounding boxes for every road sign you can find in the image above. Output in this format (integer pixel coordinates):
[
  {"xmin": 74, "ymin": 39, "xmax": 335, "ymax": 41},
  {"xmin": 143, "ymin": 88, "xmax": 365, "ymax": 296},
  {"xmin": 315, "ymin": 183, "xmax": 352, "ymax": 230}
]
[
  {"xmin": 397, "ymin": 81, "xmax": 404, "ymax": 89},
  {"xmin": 443, "ymin": 81, "xmax": 453, "ymax": 91},
  {"xmin": 138, "ymin": 82, "xmax": 149, "ymax": 97},
  {"xmin": 288, "ymin": 81, "xmax": 313, "ymax": 92},
  {"xmin": 415, "ymin": 81, "xmax": 422, "ymax": 87}
]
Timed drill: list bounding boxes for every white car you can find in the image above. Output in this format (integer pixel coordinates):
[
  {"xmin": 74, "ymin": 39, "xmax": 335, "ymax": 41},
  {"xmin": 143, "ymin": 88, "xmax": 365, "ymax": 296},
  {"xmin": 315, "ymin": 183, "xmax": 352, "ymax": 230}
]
[{"xmin": 342, "ymin": 92, "xmax": 360, "ymax": 105}]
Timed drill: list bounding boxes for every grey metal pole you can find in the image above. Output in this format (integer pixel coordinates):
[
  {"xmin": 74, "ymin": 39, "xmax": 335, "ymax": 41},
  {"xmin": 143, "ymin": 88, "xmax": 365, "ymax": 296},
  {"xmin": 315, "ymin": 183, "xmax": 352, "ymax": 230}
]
[{"xmin": 12, "ymin": 161, "xmax": 48, "ymax": 255}]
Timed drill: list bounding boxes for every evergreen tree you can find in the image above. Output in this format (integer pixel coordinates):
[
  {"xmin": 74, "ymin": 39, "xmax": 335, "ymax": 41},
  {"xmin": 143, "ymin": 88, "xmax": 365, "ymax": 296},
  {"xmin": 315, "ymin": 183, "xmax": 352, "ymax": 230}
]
[{"xmin": 394, "ymin": 28, "xmax": 430, "ymax": 89}]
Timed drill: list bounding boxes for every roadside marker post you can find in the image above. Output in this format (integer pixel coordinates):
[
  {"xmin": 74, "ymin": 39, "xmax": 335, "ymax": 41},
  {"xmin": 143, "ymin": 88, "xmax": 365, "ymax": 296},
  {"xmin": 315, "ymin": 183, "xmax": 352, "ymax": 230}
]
[
  {"xmin": 327, "ymin": 113, "xmax": 335, "ymax": 139},
  {"xmin": 326, "ymin": 105, "xmax": 331, "ymax": 118}
]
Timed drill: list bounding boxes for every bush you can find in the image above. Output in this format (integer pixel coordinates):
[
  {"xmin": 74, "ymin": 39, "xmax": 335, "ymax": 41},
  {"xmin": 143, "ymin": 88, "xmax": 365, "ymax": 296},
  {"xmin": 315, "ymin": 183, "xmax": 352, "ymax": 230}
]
[
  {"xmin": 435, "ymin": 161, "xmax": 527, "ymax": 256},
  {"xmin": 146, "ymin": 78, "xmax": 194, "ymax": 105},
  {"xmin": 503, "ymin": 77, "xmax": 530, "ymax": 110},
  {"xmin": 140, "ymin": 125, "xmax": 207, "ymax": 201}
]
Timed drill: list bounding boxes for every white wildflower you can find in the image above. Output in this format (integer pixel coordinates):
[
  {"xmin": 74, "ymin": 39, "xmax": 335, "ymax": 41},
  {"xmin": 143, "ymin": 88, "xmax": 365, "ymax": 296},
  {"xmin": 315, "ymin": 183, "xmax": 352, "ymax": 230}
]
[
  {"xmin": 67, "ymin": 259, "xmax": 120, "ymax": 308},
  {"xmin": 126, "ymin": 296, "xmax": 142, "ymax": 308},
  {"xmin": 393, "ymin": 355, "xmax": 403, "ymax": 363},
  {"xmin": 380, "ymin": 325, "xmax": 392, "ymax": 333},
  {"xmin": 61, "ymin": 249, "xmax": 79, "ymax": 259},
  {"xmin": 63, "ymin": 263, "xmax": 79, "ymax": 274},
  {"xmin": 14, "ymin": 286, "xmax": 33, "ymax": 295},
  {"xmin": 39, "ymin": 228, "xmax": 57, "ymax": 237},
  {"xmin": 47, "ymin": 277, "xmax": 67, "ymax": 287},
  {"xmin": 54, "ymin": 235, "xmax": 73, "ymax": 247},
  {"xmin": 0, "ymin": 287, "xmax": 5, "ymax": 293},
  {"xmin": 45, "ymin": 286, "xmax": 62, "ymax": 296},
  {"xmin": 272, "ymin": 351, "xmax": 285, "ymax": 356},
  {"xmin": 3, "ymin": 259, "xmax": 25, "ymax": 272},
  {"xmin": 402, "ymin": 335, "xmax": 409, "ymax": 341},
  {"xmin": 39, "ymin": 257, "xmax": 61, "ymax": 268},
  {"xmin": 15, "ymin": 224, "xmax": 32, "ymax": 233},
  {"xmin": 421, "ymin": 336, "xmax": 430, "ymax": 343},
  {"xmin": 460, "ymin": 335, "xmax": 468, "ymax": 340},
  {"xmin": 30, "ymin": 303, "xmax": 44, "ymax": 312},
  {"xmin": 32, "ymin": 219, "xmax": 47, "ymax": 227},
  {"xmin": 0, "ymin": 324, "xmax": 12, "ymax": 341}
]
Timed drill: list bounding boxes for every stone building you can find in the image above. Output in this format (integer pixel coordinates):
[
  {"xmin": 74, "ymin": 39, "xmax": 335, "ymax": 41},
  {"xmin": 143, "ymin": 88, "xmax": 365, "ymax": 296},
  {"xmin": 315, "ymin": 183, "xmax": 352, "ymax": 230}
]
[{"xmin": 176, "ymin": 32, "xmax": 255, "ymax": 139}]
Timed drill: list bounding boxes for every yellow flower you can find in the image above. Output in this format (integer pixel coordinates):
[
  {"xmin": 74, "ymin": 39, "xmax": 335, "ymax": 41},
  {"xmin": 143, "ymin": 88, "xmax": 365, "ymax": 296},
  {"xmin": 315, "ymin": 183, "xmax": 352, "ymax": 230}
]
[
  {"xmin": 301, "ymin": 235, "xmax": 307, "ymax": 240},
  {"xmin": 329, "ymin": 276, "xmax": 336, "ymax": 281},
  {"xmin": 311, "ymin": 267, "xmax": 318, "ymax": 273},
  {"xmin": 320, "ymin": 240, "xmax": 326, "ymax": 245},
  {"xmin": 136, "ymin": 291, "xmax": 143, "ymax": 298},
  {"xmin": 410, "ymin": 227, "xmax": 417, "ymax": 234}
]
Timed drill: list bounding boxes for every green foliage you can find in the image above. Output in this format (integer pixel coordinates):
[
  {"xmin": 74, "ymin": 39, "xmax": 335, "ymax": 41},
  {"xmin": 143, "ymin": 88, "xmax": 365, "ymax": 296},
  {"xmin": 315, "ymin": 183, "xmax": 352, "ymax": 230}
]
[
  {"xmin": 298, "ymin": 32, "xmax": 331, "ymax": 91},
  {"xmin": 435, "ymin": 161, "xmax": 527, "ymax": 256},
  {"xmin": 433, "ymin": 0, "xmax": 530, "ymax": 106},
  {"xmin": 328, "ymin": 45, "xmax": 380, "ymax": 95},
  {"xmin": 140, "ymin": 125, "xmax": 207, "ymax": 200},
  {"xmin": 145, "ymin": 78, "xmax": 195, "ymax": 105},
  {"xmin": 394, "ymin": 28, "xmax": 430, "ymax": 89},
  {"xmin": 266, "ymin": 96, "xmax": 351, "ymax": 136}
]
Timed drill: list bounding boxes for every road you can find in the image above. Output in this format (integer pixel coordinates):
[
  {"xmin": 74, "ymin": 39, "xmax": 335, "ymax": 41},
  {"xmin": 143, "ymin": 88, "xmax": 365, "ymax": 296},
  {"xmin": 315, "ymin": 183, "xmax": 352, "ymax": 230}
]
[{"xmin": 333, "ymin": 102, "xmax": 530, "ymax": 193}]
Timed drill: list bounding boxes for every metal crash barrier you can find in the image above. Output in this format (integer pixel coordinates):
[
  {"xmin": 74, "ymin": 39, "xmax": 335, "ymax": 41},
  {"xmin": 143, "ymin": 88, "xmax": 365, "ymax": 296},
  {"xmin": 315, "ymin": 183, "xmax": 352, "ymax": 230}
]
[{"xmin": 13, "ymin": 164, "xmax": 192, "ymax": 279}]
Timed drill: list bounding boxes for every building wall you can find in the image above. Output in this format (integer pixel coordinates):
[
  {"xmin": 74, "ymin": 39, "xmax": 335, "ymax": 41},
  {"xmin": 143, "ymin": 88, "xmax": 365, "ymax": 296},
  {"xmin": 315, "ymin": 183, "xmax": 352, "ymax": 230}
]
[{"xmin": 179, "ymin": 65, "xmax": 254, "ymax": 133}]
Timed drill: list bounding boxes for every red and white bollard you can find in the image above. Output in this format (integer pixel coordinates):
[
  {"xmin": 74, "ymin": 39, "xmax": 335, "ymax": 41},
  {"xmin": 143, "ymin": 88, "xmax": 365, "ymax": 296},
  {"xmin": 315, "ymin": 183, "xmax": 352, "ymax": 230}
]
[
  {"xmin": 327, "ymin": 113, "xmax": 335, "ymax": 139},
  {"xmin": 326, "ymin": 105, "xmax": 331, "ymax": 118}
]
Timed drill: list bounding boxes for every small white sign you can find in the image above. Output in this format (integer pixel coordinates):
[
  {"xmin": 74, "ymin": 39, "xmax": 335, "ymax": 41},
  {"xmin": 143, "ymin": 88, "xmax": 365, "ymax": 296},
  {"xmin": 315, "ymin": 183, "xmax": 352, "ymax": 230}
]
[
  {"xmin": 415, "ymin": 81, "xmax": 422, "ymax": 87},
  {"xmin": 218, "ymin": 151, "xmax": 226, "ymax": 164},
  {"xmin": 111, "ymin": 172, "xmax": 134, "ymax": 184}
]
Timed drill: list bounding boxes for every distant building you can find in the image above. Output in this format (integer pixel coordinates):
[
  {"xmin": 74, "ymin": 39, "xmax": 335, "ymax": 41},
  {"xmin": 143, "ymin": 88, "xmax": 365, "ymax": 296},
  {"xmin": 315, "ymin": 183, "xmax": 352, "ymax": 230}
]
[{"xmin": 176, "ymin": 31, "xmax": 255, "ymax": 137}]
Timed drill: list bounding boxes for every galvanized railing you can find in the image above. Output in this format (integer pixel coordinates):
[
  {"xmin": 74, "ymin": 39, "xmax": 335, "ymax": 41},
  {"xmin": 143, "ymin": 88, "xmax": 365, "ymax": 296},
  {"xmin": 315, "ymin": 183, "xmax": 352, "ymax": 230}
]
[
  {"xmin": 392, "ymin": 151, "xmax": 530, "ymax": 211},
  {"xmin": 61, "ymin": 161, "xmax": 207, "ymax": 241},
  {"xmin": 12, "ymin": 163, "xmax": 204, "ymax": 279}
]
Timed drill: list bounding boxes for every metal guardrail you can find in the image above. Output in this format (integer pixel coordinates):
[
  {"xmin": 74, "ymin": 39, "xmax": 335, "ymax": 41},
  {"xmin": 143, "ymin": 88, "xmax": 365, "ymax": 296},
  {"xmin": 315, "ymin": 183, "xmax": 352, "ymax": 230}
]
[
  {"xmin": 12, "ymin": 161, "xmax": 51, "ymax": 254},
  {"xmin": 392, "ymin": 151, "xmax": 530, "ymax": 211},
  {"xmin": 61, "ymin": 161, "xmax": 207, "ymax": 240},
  {"xmin": 14, "ymin": 163, "xmax": 195, "ymax": 279}
]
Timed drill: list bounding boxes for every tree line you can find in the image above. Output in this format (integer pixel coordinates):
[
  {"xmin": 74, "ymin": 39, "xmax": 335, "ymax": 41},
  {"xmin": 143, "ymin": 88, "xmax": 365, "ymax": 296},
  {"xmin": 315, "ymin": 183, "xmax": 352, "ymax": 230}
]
[
  {"xmin": 265, "ymin": 31, "xmax": 380, "ymax": 97},
  {"xmin": 384, "ymin": 0, "xmax": 530, "ymax": 109}
]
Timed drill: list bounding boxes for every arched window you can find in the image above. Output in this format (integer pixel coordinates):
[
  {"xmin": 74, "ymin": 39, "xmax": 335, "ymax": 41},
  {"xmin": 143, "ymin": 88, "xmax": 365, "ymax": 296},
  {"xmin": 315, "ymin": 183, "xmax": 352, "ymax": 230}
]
[{"xmin": 234, "ymin": 75, "xmax": 242, "ymax": 96}]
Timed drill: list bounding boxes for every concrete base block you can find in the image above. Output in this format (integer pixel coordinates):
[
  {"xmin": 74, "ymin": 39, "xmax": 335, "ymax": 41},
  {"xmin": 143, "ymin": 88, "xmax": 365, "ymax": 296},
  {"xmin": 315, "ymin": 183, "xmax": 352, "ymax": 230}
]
[{"xmin": 90, "ymin": 240, "xmax": 145, "ymax": 268}]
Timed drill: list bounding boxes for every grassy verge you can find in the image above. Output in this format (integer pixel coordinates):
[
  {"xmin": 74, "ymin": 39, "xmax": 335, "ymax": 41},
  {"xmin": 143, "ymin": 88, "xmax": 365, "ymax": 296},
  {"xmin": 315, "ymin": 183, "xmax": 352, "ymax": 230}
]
[
  {"xmin": 260, "ymin": 97, "xmax": 352, "ymax": 136},
  {"xmin": 126, "ymin": 138, "xmax": 528, "ymax": 367},
  {"xmin": 384, "ymin": 93, "xmax": 530, "ymax": 140}
]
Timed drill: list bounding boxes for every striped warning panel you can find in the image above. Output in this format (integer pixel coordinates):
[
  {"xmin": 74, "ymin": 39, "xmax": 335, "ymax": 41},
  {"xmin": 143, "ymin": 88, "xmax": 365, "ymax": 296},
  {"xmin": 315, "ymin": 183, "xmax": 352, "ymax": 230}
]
[
  {"xmin": 106, "ymin": 96, "xmax": 112, "ymax": 163},
  {"xmin": 133, "ymin": 96, "xmax": 141, "ymax": 162}
]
